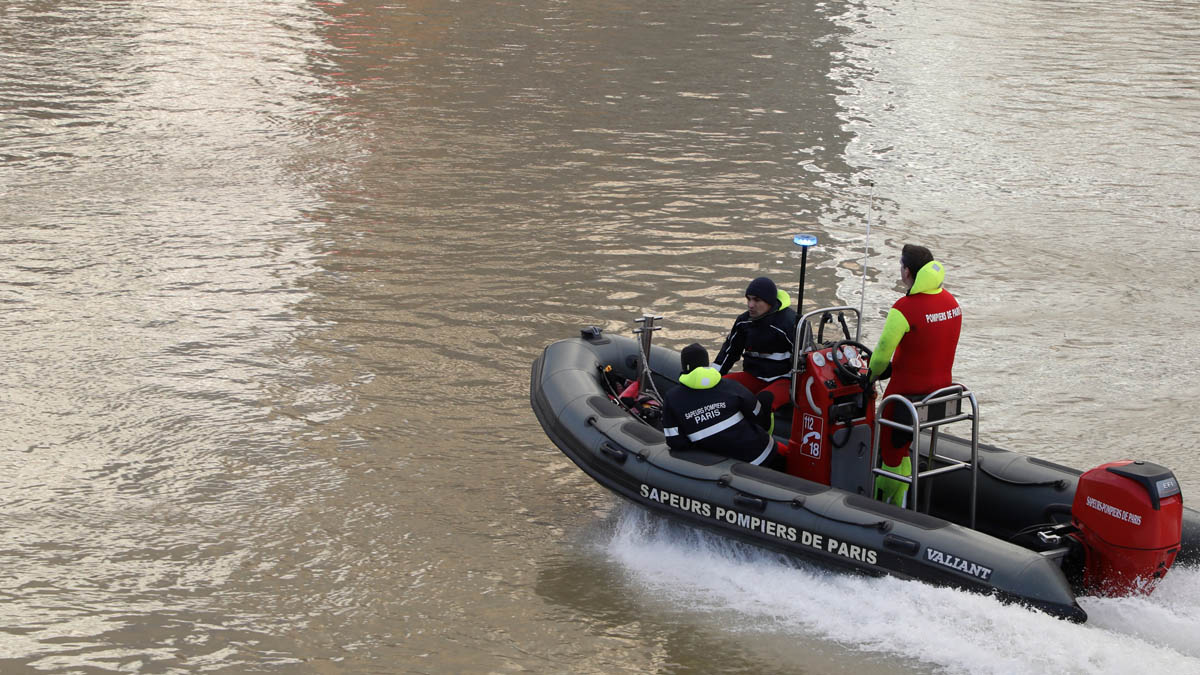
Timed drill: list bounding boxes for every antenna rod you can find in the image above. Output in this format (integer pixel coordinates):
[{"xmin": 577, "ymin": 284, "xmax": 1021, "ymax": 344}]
[{"xmin": 859, "ymin": 181, "xmax": 875, "ymax": 324}]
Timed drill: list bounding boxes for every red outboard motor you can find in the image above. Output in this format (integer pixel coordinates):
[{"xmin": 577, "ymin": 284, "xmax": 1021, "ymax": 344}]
[{"xmin": 1070, "ymin": 460, "xmax": 1183, "ymax": 595}]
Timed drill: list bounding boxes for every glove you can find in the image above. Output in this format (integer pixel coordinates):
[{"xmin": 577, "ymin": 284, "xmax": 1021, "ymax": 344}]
[
  {"xmin": 755, "ymin": 390, "xmax": 775, "ymax": 436},
  {"xmin": 875, "ymin": 455, "xmax": 912, "ymax": 507}
]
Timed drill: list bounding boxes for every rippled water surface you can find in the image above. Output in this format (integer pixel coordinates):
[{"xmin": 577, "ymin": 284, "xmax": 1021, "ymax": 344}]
[{"xmin": 2, "ymin": 0, "xmax": 1198, "ymax": 672}]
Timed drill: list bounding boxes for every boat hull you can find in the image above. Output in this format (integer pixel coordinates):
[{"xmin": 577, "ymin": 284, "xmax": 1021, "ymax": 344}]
[{"xmin": 531, "ymin": 332, "xmax": 1200, "ymax": 622}]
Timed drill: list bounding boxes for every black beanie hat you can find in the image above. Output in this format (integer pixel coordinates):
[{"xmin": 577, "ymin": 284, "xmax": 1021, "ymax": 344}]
[
  {"xmin": 745, "ymin": 276, "xmax": 778, "ymax": 307},
  {"xmin": 680, "ymin": 343, "xmax": 709, "ymax": 373}
]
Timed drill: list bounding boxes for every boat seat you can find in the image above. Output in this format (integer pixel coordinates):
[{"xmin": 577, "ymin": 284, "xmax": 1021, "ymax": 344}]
[
  {"xmin": 880, "ymin": 395, "xmax": 960, "ymax": 436},
  {"xmin": 914, "ymin": 395, "xmax": 960, "ymax": 423}
]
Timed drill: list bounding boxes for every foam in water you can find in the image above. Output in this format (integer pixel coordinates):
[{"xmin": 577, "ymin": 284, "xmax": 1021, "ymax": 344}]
[{"xmin": 603, "ymin": 506, "xmax": 1200, "ymax": 674}]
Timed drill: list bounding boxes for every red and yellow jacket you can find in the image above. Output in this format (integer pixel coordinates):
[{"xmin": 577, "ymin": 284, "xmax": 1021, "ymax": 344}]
[{"xmin": 868, "ymin": 260, "xmax": 961, "ymax": 396}]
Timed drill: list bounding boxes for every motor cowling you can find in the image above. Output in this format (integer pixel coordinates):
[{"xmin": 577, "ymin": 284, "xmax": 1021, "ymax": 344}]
[{"xmin": 1070, "ymin": 460, "xmax": 1182, "ymax": 596}]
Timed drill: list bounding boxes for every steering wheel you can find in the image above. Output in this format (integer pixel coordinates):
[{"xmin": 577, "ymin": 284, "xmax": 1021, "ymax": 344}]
[{"xmin": 831, "ymin": 340, "xmax": 872, "ymax": 387}]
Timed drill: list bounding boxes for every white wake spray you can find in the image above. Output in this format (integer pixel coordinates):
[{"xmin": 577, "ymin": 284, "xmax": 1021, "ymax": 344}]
[{"xmin": 603, "ymin": 505, "xmax": 1200, "ymax": 675}]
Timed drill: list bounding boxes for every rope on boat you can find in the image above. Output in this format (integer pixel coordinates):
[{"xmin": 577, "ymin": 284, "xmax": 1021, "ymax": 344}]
[{"xmin": 635, "ymin": 337, "xmax": 665, "ymax": 402}]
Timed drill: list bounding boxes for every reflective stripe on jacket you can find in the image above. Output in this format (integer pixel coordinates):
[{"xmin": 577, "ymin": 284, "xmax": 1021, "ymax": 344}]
[
  {"xmin": 662, "ymin": 367, "xmax": 774, "ymax": 464},
  {"xmin": 713, "ymin": 289, "xmax": 797, "ymax": 382}
]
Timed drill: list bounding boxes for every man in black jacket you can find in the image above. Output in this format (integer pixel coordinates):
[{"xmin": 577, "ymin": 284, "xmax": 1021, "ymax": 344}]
[
  {"xmin": 662, "ymin": 343, "xmax": 787, "ymax": 469},
  {"xmin": 713, "ymin": 276, "xmax": 797, "ymax": 414}
]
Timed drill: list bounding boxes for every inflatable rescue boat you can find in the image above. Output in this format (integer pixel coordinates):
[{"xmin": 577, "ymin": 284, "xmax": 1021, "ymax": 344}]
[{"xmin": 531, "ymin": 271, "xmax": 1199, "ymax": 623}]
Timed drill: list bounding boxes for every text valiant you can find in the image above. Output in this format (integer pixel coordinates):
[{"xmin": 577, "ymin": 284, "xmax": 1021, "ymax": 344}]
[{"xmin": 925, "ymin": 547, "xmax": 994, "ymax": 581}]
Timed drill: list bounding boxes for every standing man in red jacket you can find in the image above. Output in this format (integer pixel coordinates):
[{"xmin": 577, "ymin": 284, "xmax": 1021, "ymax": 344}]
[{"xmin": 867, "ymin": 244, "xmax": 962, "ymax": 507}]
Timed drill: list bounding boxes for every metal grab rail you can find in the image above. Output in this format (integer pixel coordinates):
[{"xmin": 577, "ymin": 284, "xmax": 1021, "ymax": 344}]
[
  {"xmin": 870, "ymin": 384, "xmax": 980, "ymax": 529},
  {"xmin": 789, "ymin": 305, "xmax": 862, "ymax": 407},
  {"xmin": 633, "ymin": 314, "xmax": 664, "ymax": 399}
]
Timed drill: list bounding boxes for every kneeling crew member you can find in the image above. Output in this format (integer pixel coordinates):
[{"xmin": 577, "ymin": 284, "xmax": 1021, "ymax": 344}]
[{"xmin": 663, "ymin": 343, "xmax": 787, "ymax": 470}]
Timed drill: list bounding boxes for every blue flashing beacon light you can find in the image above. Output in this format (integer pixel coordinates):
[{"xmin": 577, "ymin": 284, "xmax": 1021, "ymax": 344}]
[{"xmin": 792, "ymin": 233, "xmax": 818, "ymax": 323}]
